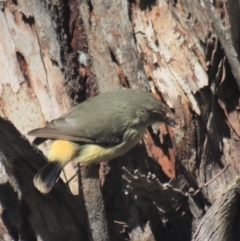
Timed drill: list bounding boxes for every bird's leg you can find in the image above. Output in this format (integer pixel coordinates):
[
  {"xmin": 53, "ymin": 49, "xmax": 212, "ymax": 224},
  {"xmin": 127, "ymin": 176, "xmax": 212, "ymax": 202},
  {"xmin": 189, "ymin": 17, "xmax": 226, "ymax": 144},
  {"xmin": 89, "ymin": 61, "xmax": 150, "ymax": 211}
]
[{"xmin": 65, "ymin": 171, "xmax": 79, "ymax": 185}]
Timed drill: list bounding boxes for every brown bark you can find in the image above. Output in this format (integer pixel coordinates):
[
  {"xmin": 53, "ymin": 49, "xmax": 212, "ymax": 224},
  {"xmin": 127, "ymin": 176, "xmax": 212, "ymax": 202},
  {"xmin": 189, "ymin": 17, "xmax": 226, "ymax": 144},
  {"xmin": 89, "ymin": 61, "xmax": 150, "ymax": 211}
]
[
  {"xmin": 0, "ymin": 0, "xmax": 240, "ymax": 241},
  {"xmin": 0, "ymin": 118, "xmax": 89, "ymax": 241}
]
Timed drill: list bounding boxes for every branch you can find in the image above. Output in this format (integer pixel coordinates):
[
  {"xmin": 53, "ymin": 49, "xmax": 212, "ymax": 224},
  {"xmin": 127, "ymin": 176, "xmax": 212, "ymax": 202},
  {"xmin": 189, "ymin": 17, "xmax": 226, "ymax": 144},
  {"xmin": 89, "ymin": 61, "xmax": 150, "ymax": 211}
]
[
  {"xmin": 193, "ymin": 180, "xmax": 240, "ymax": 241},
  {"xmin": 193, "ymin": 164, "xmax": 231, "ymax": 196},
  {"xmin": 0, "ymin": 118, "xmax": 89, "ymax": 241},
  {"xmin": 202, "ymin": 0, "xmax": 240, "ymax": 89}
]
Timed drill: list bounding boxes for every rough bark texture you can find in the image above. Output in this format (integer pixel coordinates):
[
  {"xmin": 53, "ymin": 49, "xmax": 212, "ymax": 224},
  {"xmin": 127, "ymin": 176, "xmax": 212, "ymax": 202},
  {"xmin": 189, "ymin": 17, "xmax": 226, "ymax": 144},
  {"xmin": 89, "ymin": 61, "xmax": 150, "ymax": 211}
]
[
  {"xmin": 0, "ymin": 118, "xmax": 89, "ymax": 241},
  {"xmin": 193, "ymin": 180, "xmax": 240, "ymax": 241},
  {"xmin": 0, "ymin": 0, "xmax": 240, "ymax": 241}
]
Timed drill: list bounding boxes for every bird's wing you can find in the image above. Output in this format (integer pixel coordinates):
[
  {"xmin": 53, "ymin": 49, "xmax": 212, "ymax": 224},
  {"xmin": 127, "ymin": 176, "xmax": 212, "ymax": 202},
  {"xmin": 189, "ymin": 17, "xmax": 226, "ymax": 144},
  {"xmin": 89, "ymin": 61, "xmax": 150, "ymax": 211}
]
[
  {"xmin": 28, "ymin": 96, "xmax": 132, "ymax": 145},
  {"xmin": 28, "ymin": 119, "xmax": 124, "ymax": 145}
]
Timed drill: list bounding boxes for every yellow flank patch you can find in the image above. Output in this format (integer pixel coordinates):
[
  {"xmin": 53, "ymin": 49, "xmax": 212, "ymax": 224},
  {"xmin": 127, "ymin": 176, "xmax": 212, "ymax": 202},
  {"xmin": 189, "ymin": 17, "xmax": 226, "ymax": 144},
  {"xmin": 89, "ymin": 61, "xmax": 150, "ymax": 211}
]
[
  {"xmin": 47, "ymin": 128, "xmax": 144, "ymax": 165},
  {"xmin": 76, "ymin": 140, "xmax": 139, "ymax": 165},
  {"xmin": 48, "ymin": 140, "xmax": 80, "ymax": 163},
  {"xmin": 76, "ymin": 128, "xmax": 144, "ymax": 165},
  {"xmin": 77, "ymin": 144, "xmax": 117, "ymax": 164}
]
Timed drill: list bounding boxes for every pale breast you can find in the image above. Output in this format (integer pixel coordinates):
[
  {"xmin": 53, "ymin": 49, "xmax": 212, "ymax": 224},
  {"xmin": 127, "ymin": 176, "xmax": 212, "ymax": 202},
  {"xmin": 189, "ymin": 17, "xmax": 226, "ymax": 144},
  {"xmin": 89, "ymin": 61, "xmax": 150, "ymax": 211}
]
[{"xmin": 77, "ymin": 127, "xmax": 145, "ymax": 165}]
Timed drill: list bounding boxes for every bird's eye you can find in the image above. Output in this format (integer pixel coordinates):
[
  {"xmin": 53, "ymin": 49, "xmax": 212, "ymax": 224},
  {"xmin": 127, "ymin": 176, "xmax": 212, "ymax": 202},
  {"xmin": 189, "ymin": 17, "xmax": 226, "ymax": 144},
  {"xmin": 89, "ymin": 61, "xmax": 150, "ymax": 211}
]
[
  {"xmin": 150, "ymin": 110, "xmax": 160, "ymax": 117},
  {"xmin": 141, "ymin": 108, "xmax": 148, "ymax": 114}
]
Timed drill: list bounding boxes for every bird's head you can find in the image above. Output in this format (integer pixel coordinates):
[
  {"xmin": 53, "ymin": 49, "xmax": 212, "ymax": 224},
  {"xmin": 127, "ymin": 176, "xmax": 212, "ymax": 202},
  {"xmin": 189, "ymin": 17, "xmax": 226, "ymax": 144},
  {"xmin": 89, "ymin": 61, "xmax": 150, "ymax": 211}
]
[{"xmin": 134, "ymin": 91, "xmax": 176, "ymax": 128}]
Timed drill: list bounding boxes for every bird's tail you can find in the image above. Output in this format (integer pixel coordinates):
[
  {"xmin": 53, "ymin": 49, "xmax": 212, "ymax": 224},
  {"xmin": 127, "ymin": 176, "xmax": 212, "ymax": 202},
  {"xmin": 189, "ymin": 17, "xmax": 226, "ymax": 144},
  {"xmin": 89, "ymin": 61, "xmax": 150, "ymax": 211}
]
[{"xmin": 33, "ymin": 161, "xmax": 64, "ymax": 194}]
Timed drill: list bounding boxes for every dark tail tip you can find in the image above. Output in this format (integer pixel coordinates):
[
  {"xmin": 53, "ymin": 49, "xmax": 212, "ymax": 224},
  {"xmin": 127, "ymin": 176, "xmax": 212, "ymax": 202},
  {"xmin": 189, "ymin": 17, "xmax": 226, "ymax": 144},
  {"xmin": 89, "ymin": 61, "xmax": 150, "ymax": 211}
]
[
  {"xmin": 33, "ymin": 161, "xmax": 63, "ymax": 194},
  {"xmin": 32, "ymin": 137, "xmax": 47, "ymax": 146}
]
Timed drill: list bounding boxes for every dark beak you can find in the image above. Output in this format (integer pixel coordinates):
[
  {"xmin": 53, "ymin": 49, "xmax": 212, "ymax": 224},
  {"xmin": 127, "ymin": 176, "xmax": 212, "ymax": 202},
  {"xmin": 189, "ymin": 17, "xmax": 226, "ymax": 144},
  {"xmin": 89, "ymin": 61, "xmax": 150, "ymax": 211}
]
[
  {"xmin": 152, "ymin": 110, "xmax": 177, "ymax": 127},
  {"xmin": 164, "ymin": 116, "xmax": 177, "ymax": 127}
]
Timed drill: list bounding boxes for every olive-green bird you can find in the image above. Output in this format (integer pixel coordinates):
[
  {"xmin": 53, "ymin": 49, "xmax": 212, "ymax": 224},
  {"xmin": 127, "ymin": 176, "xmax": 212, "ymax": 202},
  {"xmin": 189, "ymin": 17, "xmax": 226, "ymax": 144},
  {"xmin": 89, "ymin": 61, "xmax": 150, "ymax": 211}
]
[{"xmin": 28, "ymin": 89, "xmax": 175, "ymax": 194}]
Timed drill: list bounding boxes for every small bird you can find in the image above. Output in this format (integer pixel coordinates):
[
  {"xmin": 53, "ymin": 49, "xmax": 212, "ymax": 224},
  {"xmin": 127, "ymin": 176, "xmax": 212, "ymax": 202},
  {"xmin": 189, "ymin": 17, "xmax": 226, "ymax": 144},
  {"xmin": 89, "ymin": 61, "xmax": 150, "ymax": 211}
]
[{"xmin": 28, "ymin": 89, "xmax": 175, "ymax": 194}]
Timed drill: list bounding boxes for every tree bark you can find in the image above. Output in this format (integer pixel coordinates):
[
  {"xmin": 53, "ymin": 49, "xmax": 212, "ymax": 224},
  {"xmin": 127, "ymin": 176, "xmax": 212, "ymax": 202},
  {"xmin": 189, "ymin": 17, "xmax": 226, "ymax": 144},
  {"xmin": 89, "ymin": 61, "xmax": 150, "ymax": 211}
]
[{"xmin": 0, "ymin": 0, "xmax": 240, "ymax": 241}]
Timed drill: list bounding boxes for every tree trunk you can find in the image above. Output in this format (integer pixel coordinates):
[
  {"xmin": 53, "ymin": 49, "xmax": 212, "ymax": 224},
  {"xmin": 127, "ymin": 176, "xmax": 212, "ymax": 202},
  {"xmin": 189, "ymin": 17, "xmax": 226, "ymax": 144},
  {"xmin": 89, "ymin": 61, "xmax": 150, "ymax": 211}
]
[{"xmin": 0, "ymin": 0, "xmax": 240, "ymax": 240}]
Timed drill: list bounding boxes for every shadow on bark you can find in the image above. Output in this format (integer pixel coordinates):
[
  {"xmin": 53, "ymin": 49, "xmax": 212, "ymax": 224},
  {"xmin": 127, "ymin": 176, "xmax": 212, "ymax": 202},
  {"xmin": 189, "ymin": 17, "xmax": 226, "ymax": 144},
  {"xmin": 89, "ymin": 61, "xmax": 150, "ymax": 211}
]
[{"xmin": 0, "ymin": 118, "xmax": 90, "ymax": 241}]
